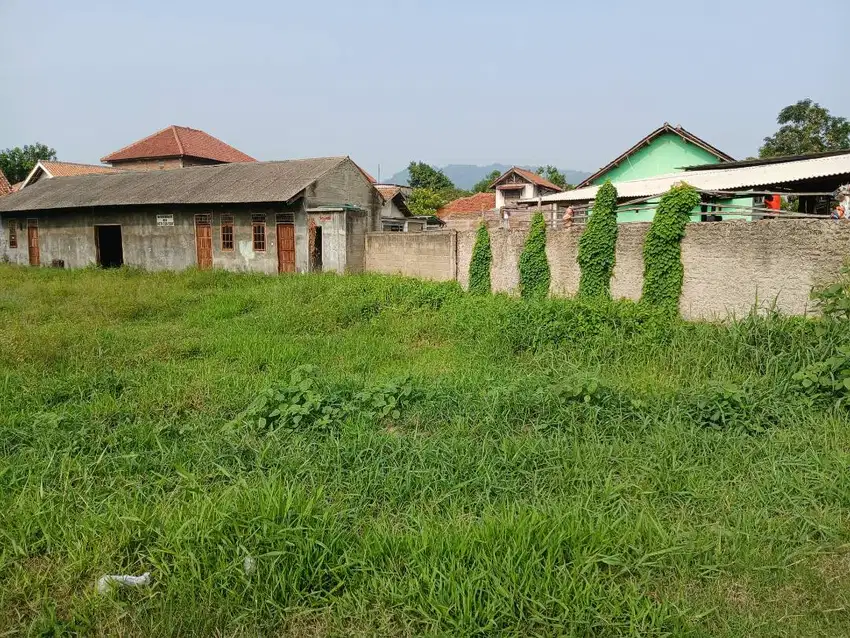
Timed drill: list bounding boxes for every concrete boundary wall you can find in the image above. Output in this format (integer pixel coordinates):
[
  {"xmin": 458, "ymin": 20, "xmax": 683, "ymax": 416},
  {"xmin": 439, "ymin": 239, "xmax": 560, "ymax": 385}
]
[
  {"xmin": 364, "ymin": 231, "xmax": 457, "ymax": 281},
  {"xmin": 364, "ymin": 220, "xmax": 850, "ymax": 318}
]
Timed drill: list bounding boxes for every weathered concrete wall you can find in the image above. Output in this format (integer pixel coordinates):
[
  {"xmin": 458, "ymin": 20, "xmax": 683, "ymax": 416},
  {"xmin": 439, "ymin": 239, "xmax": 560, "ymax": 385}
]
[
  {"xmin": 365, "ymin": 232, "xmax": 457, "ymax": 281},
  {"xmin": 679, "ymin": 220, "xmax": 850, "ymax": 318},
  {"xmin": 308, "ymin": 159, "xmax": 383, "ymax": 232},
  {"xmin": 371, "ymin": 219, "xmax": 850, "ymax": 318},
  {"xmin": 0, "ymin": 203, "xmax": 306, "ymax": 274}
]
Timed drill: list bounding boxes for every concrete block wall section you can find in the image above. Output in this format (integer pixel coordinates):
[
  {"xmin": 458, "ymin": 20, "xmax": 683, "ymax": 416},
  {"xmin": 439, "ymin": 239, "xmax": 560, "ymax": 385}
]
[{"xmin": 364, "ymin": 219, "xmax": 850, "ymax": 319}]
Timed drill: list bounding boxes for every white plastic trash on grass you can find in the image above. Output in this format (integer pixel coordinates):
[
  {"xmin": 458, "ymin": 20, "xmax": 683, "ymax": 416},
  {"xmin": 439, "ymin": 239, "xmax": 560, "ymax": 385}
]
[{"xmin": 96, "ymin": 572, "xmax": 151, "ymax": 595}]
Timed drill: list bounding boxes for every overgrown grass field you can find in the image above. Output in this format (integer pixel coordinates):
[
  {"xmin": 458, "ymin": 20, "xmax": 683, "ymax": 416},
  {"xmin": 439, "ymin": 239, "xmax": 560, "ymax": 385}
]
[{"xmin": 1, "ymin": 265, "xmax": 849, "ymax": 636}]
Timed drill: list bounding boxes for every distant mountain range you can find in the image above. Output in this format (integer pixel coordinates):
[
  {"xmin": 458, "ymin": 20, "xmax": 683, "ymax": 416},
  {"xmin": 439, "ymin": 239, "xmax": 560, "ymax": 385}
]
[{"xmin": 384, "ymin": 164, "xmax": 592, "ymax": 190}]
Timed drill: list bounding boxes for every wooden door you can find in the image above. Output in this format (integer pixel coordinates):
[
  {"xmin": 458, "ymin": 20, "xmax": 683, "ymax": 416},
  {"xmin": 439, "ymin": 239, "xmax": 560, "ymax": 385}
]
[
  {"xmin": 277, "ymin": 223, "xmax": 295, "ymax": 273},
  {"xmin": 195, "ymin": 218, "xmax": 213, "ymax": 269},
  {"xmin": 27, "ymin": 225, "xmax": 40, "ymax": 266}
]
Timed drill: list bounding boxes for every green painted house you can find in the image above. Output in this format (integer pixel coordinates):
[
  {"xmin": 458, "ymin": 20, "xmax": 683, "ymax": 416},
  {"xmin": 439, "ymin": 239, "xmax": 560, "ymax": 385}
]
[{"xmin": 578, "ymin": 123, "xmax": 749, "ymax": 222}]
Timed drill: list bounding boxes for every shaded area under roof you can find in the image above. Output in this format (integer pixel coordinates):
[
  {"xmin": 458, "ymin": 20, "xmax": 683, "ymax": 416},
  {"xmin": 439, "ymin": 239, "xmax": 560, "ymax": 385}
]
[{"xmin": 0, "ymin": 157, "xmax": 350, "ymax": 213}]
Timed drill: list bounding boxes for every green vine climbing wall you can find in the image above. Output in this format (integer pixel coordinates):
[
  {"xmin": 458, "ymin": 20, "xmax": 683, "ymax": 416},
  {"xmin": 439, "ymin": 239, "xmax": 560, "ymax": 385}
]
[
  {"xmin": 577, "ymin": 180, "xmax": 619, "ymax": 299},
  {"xmin": 519, "ymin": 211, "xmax": 551, "ymax": 300},
  {"xmin": 468, "ymin": 222, "xmax": 492, "ymax": 295},
  {"xmin": 641, "ymin": 183, "xmax": 701, "ymax": 314}
]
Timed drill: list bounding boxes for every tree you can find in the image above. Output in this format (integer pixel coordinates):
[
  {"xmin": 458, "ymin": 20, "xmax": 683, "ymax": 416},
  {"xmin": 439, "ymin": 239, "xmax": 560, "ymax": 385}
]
[
  {"xmin": 536, "ymin": 165, "xmax": 570, "ymax": 190},
  {"xmin": 0, "ymin": 143, "xmax": 57, "ymax": 184},
  {"xmin": 472, "ymin": 169, "xmax": 502, "ymax": 194},
  {"xmin": 468, "ymin": 223, "xmax": 492, "ymax": 295},
  {"xmin": 518, "ymin": 212, "xmax": 550, "ymax": 300},
  {"xmin": 407, "ymin": 188, "xmax": 449, "ymax": 217},
  {"xmin": 577, "ymin": 181, "xmax": 619, "ymax": 299},
  {"xmin": 407, "ymin": 161, "xmax": 455, "ymax": 191},
  {"xmin": 759, "ymin": 99, "xmax": 850, "ymax": 158}
]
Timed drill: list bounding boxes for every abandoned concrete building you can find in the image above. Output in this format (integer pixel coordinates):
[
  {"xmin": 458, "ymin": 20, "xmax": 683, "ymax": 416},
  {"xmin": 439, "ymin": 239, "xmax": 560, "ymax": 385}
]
[
  {"xmin": 100, "ymin": 125, "xmax": 256, "ymax": 171},
  {"xmin": 0, "ymin": 157, "xmax": 384, "ymax": 274}
]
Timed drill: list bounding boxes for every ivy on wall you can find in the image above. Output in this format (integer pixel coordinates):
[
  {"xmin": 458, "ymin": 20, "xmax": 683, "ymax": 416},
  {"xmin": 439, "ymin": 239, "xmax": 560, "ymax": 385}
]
[
  {"xmin": 641, "ymin": 183, "xmax": 701, "ymax": 313},
  {"xmin": 577, "ymin": 180, "xmax": 619, "ymax": 299},
  {"xmin": 468, "ymin": 222, "xmax": 492, "ymax": 295},
  {"xmin": 519, "ymin": 211, "xmax": 551, "ymax": 300}
]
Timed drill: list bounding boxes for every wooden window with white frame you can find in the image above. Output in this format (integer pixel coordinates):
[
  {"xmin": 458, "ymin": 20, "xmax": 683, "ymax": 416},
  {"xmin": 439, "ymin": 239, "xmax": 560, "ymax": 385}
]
[
  {"xmin": 251, "ymin": 213, "xmax": 266, "ymax": 252},
  {"xmin": 220, "ymin": 214, "xmax": 234, "ymax": 251}
]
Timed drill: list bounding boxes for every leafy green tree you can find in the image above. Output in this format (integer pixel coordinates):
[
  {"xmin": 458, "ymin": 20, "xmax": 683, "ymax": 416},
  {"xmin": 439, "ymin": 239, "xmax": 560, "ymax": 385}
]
[
  {"xmin": 468, "ymin": 223, "xmax": 492, "ymax": 295},
  {"xmin": 519, "ymin": 212, "xmax": 550, "ymax": 300},
  {"xmin": 407, "ymin": 162, "xmax": 455, "ymax": 191},
  {"xmin": 407, "ymin": 188, "xmax": 449, "ymax": 217},
  {"xmin": 641, "ymin": 183, "xmax": 701, "ymax": 314},
  {"xmin": 760, "ymin": 99, "xmax": 850, "ymax": 158},
  {"xmin": 577, "ymin": 181, "xmax": 619, "ymax": 299},
  {"xmin": 536, "ymin": 165, "xmax": 570, "ymax": 190},
  {"xmin": 472, "ymin": 169, "xmax": 502, "ymax": 194},
  {"xmin": 0, "ymin": 143, "xmax": 57, "ymax": 184}
]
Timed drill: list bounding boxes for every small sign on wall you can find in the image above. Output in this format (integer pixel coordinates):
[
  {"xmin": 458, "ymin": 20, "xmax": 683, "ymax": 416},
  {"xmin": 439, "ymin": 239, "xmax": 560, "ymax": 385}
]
[{"xmin": 157, "ymin": 214, "xmax": 174, "ymax": 227}]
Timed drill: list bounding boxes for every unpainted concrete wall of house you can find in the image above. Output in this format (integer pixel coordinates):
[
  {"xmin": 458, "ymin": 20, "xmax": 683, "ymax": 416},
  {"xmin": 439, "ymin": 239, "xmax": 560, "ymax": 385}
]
[
  {"xmin": 364, "ymin": 219, "xmax": 850, "ymax": 318},
  {"xmin": 0, "ymin": 203, "xmax": 310, "ymax": 274},
  {"xmin": 307, "ymin": 159, "xmax": 384, "ymax": 232},
  {"xmin": 365, "ymin": 232, "xmax": 456, "ymax": 280}
]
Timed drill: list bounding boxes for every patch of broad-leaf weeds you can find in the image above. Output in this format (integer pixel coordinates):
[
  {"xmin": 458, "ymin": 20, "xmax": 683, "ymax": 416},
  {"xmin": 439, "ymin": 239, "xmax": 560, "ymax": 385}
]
[{"xmin": 241, "ymin": 366, "xmax": 420, "ymax": 433}]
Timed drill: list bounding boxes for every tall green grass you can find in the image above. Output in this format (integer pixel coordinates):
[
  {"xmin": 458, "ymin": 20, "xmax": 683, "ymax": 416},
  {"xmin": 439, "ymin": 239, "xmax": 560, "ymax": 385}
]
[{"xmin": 0, "ymin": 264, "xmax": 849, "ymax": 636}]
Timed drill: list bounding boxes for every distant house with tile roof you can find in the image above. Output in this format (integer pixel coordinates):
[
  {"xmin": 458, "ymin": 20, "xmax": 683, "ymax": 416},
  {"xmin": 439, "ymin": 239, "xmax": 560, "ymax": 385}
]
[
  {"xmin": 491, "ymin": 167, "xmax": 564, "ymax": 209},
  {"xmin": 101, "ymin": 125, "xmax": 256, "ymax": 171},
  {"xmin": 436, "ymin": 192, "xmax": 496, "ymax": 230},
  {"xmin": 0, "ymin": 168, "xmax": 11, "ymax": 197},
  {"xmin": 19, "ymin": 161, "xmax": 124, "ymax": 190}
]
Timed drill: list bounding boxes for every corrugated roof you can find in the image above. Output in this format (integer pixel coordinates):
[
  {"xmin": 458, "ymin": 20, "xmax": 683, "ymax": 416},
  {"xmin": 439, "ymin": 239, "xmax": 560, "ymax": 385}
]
[
  {"xmin": 101, "ymin": 125, "xmax": 256, "ymax": 163},
  {"xmin": 0, "ymin": 157, "xmax": 349, "ymax": 212},
  {"xmin": 531, "ymin": 152, "xmax": 850, "ymax": 204}
]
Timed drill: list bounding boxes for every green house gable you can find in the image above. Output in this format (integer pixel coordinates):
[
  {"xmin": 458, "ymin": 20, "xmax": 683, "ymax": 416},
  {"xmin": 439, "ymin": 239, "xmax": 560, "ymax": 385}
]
[
  {"xmin": 590, "ymin": 132, "xmax": 729, "ymax": 185},
  {"xmin": 579, "ymin": 124, "xmax": 739, "ymax": 223}
]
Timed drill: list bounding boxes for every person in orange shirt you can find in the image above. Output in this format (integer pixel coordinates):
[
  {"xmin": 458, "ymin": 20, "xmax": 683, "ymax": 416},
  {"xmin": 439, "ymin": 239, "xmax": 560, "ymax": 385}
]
[{"xmin": 764, "ymin": 194, "xmax": 782, "ymax": 214}]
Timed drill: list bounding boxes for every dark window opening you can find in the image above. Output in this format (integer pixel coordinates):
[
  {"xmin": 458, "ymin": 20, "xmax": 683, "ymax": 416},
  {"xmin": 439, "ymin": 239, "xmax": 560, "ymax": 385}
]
[
  {"xmin": 310, "ymin": 225, "xmax": 323, "ymax": 271},
  {"xmin": 252, "ymin": 223, "xmax": 266, "ymax": 251},
  {"xmin": 95, "ymin": 225, "xmax": 124, "ymax": 268},
  {"xmin": 221, "ymin": 214, "xmax": 234, "ymax": 251},
  {"xmin": 8, "ymin": 220, "xmax": 17, "ymax": 248}
]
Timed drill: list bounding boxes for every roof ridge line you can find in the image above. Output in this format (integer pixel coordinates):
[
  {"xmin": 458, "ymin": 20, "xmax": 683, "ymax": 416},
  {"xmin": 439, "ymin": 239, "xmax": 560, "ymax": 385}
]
[{"xmin": 171, "ymin": 125, "xmax": 185, "ymax": 156}]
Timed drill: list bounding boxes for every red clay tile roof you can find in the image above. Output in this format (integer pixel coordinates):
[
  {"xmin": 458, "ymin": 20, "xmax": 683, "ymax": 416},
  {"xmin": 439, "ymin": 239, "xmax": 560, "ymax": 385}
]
[
  {"xmin": 376, "ymin": 185, "xmax": 402, "ymax": 201},
  {"xmin": 437, "ymin": 192, "xmax": 496, "ymax": 218},
  {"xmin": 40, "ymin": 161, "xmax": 124, "ymax": 177},
  {"xmin": 101, "ymin": 125, "xmax": 256, "ymax": 164},
  {"xmin": 0, "ymin": 168, "xmax": 11, "ymax": 196},
  {"xmin": 507, "ymin": 167, "xmax": 564, "ymax": 191}
]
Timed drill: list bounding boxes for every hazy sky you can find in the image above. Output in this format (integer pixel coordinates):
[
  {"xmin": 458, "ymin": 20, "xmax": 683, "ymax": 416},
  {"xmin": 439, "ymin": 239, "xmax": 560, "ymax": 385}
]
[{"xmin": 1, "ymin": 0, "xmax": 847, "ymax": 178}]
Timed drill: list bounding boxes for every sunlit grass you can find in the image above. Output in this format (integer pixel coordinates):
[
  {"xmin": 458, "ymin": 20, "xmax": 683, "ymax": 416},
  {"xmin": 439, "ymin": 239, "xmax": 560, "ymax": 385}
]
[{"xmin": 0, "ymin": 264, "xmax": 848, "ymax": 636}]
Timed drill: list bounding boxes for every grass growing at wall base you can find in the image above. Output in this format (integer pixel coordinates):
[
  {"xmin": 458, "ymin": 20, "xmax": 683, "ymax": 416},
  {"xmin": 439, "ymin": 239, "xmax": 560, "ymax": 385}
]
[{"xmin": 1, "ymin": 265, "xmax": 850, "ymax": 636}]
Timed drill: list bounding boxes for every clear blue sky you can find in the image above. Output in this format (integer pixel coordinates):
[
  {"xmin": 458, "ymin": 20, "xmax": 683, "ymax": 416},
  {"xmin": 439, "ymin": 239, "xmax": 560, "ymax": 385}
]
[{"xmin": 1, "ymin": 0, "xmax": 847, "ymax": 178}]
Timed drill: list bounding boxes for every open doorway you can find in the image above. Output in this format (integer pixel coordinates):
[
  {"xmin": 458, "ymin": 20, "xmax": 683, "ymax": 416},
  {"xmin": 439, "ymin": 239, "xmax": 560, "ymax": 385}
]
[
  {"xmin": 95, "ymin": 225, "xmax": 124, "ymax": 268},
  {"xmin": 310, "ymin": 225, "xmax": 323, "ymax": 272}
]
